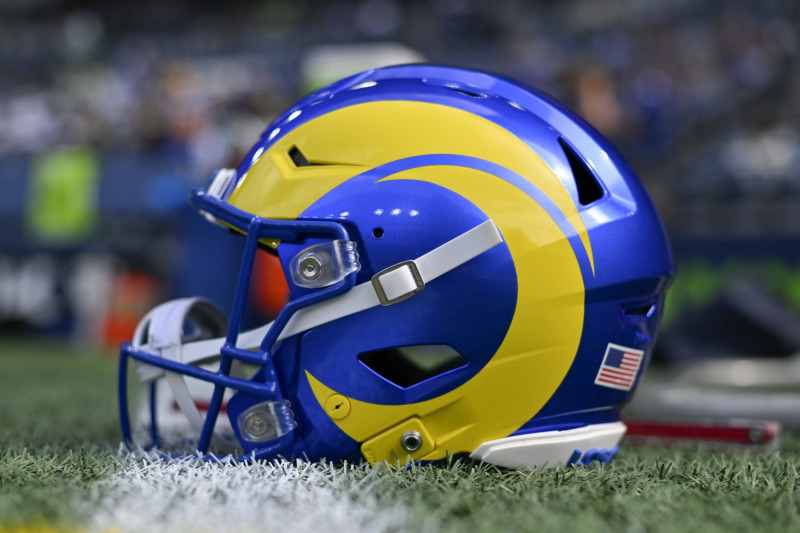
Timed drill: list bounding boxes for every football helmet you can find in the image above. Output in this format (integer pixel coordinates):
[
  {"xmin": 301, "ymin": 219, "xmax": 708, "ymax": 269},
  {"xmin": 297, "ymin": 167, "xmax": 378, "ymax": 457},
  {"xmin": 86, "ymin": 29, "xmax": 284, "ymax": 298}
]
[{"xmin": 119, "ymin": 65, "xmax": 674, "ymax": 468}]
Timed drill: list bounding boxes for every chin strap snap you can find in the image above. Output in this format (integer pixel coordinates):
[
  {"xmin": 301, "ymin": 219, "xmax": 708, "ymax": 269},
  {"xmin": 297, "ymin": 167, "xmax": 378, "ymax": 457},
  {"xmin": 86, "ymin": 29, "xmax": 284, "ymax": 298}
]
[{"xmin": 372, "ymin": 260, "xmax": 424, "ymax": 305}]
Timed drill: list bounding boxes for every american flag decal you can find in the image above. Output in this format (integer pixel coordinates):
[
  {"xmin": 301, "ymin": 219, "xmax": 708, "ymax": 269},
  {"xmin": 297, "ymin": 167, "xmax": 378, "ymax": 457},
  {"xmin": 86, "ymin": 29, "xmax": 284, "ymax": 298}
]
[{"xmin": 594, "ymin": 343, "xmax": 644, "ymax": 391}]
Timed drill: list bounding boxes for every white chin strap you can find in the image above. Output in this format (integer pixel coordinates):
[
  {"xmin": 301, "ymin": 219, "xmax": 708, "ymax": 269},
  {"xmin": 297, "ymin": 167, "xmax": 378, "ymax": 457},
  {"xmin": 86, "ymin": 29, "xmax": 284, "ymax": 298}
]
[{"xmin": 133, "ymin": 219, "xmax": 503, "ymax": 443}]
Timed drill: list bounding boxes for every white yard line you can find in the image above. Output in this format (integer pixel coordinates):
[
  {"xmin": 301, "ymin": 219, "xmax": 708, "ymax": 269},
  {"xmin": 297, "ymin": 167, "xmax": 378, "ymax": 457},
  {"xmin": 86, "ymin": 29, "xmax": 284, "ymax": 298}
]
[{"xmin": 82, "ymin": 454, "xmax": 416, "ymax": 533}]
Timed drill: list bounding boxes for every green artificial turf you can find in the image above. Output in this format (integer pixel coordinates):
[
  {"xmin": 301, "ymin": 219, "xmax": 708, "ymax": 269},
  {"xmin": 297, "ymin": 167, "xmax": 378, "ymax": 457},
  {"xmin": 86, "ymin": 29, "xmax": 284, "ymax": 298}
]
[
  {"xmin": 0, "ymin": 338, "xmax": 799, "ymax": 532},
  {"xmin": 0, "ymin": 339, "xmax": 120, "ymax": 529},
  {"xmin": 394, "ymin": 446, "xmax": 800, "ymax": 532}
]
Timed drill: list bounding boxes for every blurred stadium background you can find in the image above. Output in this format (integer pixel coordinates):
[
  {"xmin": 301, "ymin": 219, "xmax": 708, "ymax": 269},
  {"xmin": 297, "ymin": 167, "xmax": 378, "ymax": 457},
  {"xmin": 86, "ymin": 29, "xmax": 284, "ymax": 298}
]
[{"xmin": 0, "ymin": 0, "xmax": 798, "ymax": 367}]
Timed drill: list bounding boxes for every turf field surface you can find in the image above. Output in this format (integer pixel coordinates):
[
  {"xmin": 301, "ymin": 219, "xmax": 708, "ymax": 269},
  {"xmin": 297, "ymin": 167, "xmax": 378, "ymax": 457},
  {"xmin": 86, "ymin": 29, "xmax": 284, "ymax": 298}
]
[{"xmin": 1, "ymin": 339, "xmax": 799, "ymax": 532}]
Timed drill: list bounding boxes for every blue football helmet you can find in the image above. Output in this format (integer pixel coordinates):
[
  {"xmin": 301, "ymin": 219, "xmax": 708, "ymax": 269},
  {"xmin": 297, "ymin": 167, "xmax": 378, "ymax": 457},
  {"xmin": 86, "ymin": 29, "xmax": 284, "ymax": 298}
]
[{"xmin": 119, "ymin": 65, "xmax": 674, "ymax": 468}]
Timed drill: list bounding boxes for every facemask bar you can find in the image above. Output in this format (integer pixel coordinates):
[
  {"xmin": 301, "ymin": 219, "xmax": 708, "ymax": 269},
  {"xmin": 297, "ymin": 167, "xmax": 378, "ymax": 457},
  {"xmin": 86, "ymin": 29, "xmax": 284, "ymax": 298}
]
[{"xmin": 119, "ymin": 189, "xmax": 358, "ymax": 460}]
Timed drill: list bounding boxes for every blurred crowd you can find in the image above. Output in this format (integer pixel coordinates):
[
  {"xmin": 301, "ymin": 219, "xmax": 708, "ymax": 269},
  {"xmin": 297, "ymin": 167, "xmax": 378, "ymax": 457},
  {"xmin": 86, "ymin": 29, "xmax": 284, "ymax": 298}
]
[{"xmin": 0, "ymin": 0, "xmax": 798, "ymax": 231}]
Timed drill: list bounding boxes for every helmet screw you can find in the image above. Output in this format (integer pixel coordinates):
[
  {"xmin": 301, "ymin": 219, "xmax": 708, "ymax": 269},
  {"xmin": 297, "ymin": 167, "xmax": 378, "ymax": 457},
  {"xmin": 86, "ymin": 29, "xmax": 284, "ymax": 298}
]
[
  {"xmin": 298, "ymin": 255, "xmax": 323, "ymax": 281},
  {"xmin": 245, "ymin": 413, "xmax": 269, "ymax": 437},
  {"xmin": 401, "ymin": 431, "xmax": 422, "ymax": 452}
]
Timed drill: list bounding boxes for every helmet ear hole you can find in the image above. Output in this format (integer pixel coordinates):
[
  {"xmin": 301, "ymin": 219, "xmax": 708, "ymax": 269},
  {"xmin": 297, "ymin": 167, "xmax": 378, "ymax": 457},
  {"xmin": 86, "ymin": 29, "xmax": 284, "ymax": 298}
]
[
  {"xmin": 372, "ymin": 227, "xmax": 384, "ymax": 239},
  {"xmin": 359, "ymin": 345, "xmax": 467, "ymax": 388}
]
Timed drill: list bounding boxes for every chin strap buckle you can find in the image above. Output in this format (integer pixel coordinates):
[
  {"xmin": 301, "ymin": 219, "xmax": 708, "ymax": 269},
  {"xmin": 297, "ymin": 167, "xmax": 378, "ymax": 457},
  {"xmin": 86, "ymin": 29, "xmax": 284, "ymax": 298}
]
[{"xmin": 371, "ymin": 260, "xmax": 425, "ymax": 306}]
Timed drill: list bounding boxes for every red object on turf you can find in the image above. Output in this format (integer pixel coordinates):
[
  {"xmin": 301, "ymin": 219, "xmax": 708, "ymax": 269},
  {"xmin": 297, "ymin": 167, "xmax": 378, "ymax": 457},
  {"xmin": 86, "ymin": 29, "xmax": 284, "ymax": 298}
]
[{"xmin": 624, "ymin": 419, "xmax": 780, "ymax": 449}]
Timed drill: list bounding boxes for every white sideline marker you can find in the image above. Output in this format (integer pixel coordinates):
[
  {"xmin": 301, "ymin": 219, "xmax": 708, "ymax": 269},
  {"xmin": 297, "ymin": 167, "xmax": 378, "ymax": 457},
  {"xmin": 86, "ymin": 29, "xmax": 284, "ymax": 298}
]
[{"xmin": 82, "ymin": 454, "xmax": 418, "ymax": 533}]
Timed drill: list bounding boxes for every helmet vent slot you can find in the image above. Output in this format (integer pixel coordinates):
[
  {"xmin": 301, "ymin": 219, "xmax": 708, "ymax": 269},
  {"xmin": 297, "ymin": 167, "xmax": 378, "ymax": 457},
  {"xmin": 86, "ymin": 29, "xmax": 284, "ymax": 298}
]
[
  {"xmin": 359, "ymin": 345, "xmax": 467, "ymax": 388},
  {"xmin": 444, "ymin": 85, "xmax": 486, "ymax": 98},
  {"xmin": 289, "ymin": 146, "xmax": 346, "ymax": 167},
  {"xmin": 289, "ymin": 146, "xmax": 311, "ymax": 167},
  {"xmin": 422, "ymin": 78, "xmax": 489, "ymax": 97},
  {"xmin": 558, "ymin": 137, "xmax": 604, "ymax": 205},
  {"xmin": 623, "ymin": 302, "xmax": 655, "ymax": 318}
]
